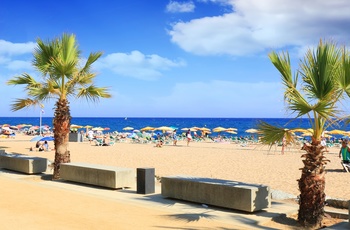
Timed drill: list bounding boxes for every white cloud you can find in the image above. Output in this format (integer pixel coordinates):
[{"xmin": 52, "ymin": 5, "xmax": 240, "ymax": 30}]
[
  {"xmin": 169, "ymin": 0, "xmax": 350, "ymax": 56},
  {"xmin": 0, "ymin": 40, "xmax": 35, "ymax": 56},
  {"xmin": 0, "ymin": 40, "xmax": 35, "ymax": 71},
  {"xmin": 166, "ymin": 1, "xmax": 195, "ymax": 13},
  {"xmin": 96, "ymin": 50, "xmax": 186, "ymax": 80},
  {"xmin": 6, "ymin": 60, "xmax": 32, "ymax": 70}
]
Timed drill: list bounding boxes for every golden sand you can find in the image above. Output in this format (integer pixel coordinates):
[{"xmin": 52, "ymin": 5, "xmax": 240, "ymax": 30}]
[{"xmin": 1, "ymin": 134, "xmax": 348, "ymax": 200}]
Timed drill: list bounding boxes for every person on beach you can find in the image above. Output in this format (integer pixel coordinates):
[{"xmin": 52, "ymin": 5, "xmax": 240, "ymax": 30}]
[
  {"xmin": 186, "ymin": 129, "xmax": 192, "ymax": 146},
  {"xmin": 172, "ymin": 129, "xmax": 178, "ymax": 146},
  {"xmin": 35, "ymin": 141, "xmax": 40, "ymax": 147},
  {"xmin": 281, "ymin": 136, "xmax": 286, "ymax": 154},
  {"xmin": 102, "ymin": 135, "xmax": 110, "ymax": 146},
  {"xmin": 43, "ymin": 141, "xmax": 49, "ymax": 151},
  {"xmin": 155, "ymin": 140, "xmax": 163, "ymax": 148},
  {"xmin": 339, "ymin": 140, "xmax": 350, "ymax": 163},
  {"xmin": 321, "ymin": 136, "xmax": 328, "ymax": 152},
  {"xmin": 88, "ymin": 129, "xmax": 94, "ymax": 143}
]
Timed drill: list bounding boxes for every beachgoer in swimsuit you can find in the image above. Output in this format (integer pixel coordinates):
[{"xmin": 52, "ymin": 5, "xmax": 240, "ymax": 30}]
[
  {"xmin": 172, "ymin": 130, "xmax": 177, "ymax": 146},
  {"xmin": 186, "ymin": 129, "xmax": 192, "ymax": 146},
  {"xmin": 339, "ymin": 140, "xmax": 350, "ymax": 163}
]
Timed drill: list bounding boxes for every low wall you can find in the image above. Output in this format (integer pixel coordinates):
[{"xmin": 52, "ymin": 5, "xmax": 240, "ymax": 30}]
[
  {"xmin": 0, "ymin": 153, "xmax": 47, "ymax": 174},
  {"xmin": 60, "ymin": 162, "xmax": 134, "ymax": 189},
  {"xmin": 161, "ymin": 176, "xmax": 271, "ymax": 212}
]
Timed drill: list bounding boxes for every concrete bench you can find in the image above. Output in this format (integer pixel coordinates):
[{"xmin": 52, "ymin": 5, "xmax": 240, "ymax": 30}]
[
  {"xmin": 60, "ymin": 162, "xmax": 134, "ymax": 189},
  {"xmin": 0, "ymin": 153, "xmax": 48, "ymax": 174},
  {"xmin": 161, "ymin": 176, "xmax": 271, "ymax": 212}
]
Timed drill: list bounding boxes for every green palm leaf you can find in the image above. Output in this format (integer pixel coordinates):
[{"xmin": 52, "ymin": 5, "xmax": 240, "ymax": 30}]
[{"xmin": 76, "ymin": 85, "xmax": 111, "ymax": 102}]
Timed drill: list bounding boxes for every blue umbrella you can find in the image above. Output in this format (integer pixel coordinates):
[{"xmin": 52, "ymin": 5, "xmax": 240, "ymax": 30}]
[
  {"xmin": 30, "ymin": 136, "xmax": 43, "ymax": 142},
  {"xmin": 40, "ymin": 136, "xmax": 54, "ymax": 141}
]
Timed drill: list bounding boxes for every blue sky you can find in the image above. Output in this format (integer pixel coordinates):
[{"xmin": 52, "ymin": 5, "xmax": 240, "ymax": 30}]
[{"xmin": 1, "ymin": 0, "xmax": 350, "ymax": 118}]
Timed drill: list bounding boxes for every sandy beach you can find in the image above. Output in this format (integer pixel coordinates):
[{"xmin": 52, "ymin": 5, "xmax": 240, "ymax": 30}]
[
  {"xmin": 0, "ymin": 134, "xmax": 349, "ymax": 229},
  {"xmin": 1, "ymin": 134, "xmax": 348, "ymax": 200}
]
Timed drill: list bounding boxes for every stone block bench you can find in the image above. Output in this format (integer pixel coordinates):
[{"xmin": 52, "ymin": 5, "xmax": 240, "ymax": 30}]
[
  {"xmin": 60, "ymin": 162, "xmax": 135, "ymax": 189},
  {"xmin": 0, "ymin": 153, "xmax": 48, "ymax": 174},
  {"xmin": 161, "ymin": 176, "xmax": 271, "ymax": 212}
]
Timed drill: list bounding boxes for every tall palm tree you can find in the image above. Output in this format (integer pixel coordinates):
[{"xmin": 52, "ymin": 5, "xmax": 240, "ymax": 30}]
[
  {"xmin": 258, "ymin": 40, "xmax": 350, "ymax": 228},
  {"xmin": 7, "ymin": 33, "xmax": 111, "ymax": 179}
]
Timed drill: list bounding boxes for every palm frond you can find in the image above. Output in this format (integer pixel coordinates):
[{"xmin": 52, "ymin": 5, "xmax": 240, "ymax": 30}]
[
  {"xmin": 10, "ymin": 98, "xmax": 41, "ymax": 111},
  {"xmin": 76, "ymin": 85, "xmax": 111, "ymax": 102},
  {"xmin": 28, "ymin": 80, "xmax": 60, "ymax": 101},
  {"xmin": 33, "ymin": 38, "xmax": 60, "ymax": 75},
  {"xmin": 338, "ymin": 46, "xmax": 350, "ymax": 97},
  {"xmin": 80, "ymin": 52, "xmax": 103, "ymax": 74},
  {"xmin": 257, "ymin": 121, "xmax": 296, "ymax": 147},
  {"xmin": 285, "ymin": 88, "xmax": 313, "ymax": 117},
  {"xmin": 60, "ymin": 34, "xmax": 80, "ymax": 62},
  {"xmin": 7, "ymin": 73, "xmax": 41, "ymax": 89},
  {"xmin": 269, "ymin": 51, "xmax": 296, "ymax": 89},
  {"xmin": 300, "ymin": 40, "xmax": 341, "ymax": 100}
]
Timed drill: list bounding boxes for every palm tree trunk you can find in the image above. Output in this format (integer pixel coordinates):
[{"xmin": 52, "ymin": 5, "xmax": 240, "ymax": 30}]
[
  {"xmin": 52, "ymin": 99, "xmax": 71, "ymax": 179},
  {"xmin": 298, "ymin": 141, "xmax": 328, "ymax": 228}
]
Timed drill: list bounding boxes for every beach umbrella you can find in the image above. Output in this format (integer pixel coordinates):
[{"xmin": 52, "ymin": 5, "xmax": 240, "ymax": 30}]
[
  {"xmin": 40, "ymin": 136, "xmax": 54, "ymax": 141},
  {"xmin": 70, "ymin": 124, "xmax": 83, "ymax": 129},
  {"xmin": 245, "ymin": 128, "xmax": 258, "ymax": 133},
  {"xmin": 133, "ymin": 129, "xmax": 141, "ymax": 133},
  {"xmin": 155, "ymin": 126, "xmax": 174, "ymax": 132},
  {"xmin": 302, "ymin": 133, "xmax": 313, "ymax": 137},
  {"xmin": 181, "ymin": 128, "xmax": 190, "ymax": 131},
  {"xmin": 92, "ymin": 127, "xmax": 104, "ymax": 131},
  {"xmin": 199, "ymin": 127, "xmax": 211, "ymax": 132},
  {"xmin": 17, "ymin": 124, "xmax": 32, "ymax": 128},
  {"xmin": 9, "ymin": 126, "xmax": 19, "ymax": 130},
  {"xmin": 226, "ymin": 127, "xmax": 238, "ymax": 131},
  {"xmin": 123, "ymin": 127, "xmax": 134, "ymax": 131},
  {"xmin": 141, "ymin": 126, "xmax": 155, "ymax": 132},
  {"xmin": 30, "ymin": 136, "xmax": 43, "ymax": 142},
  {"xmin": 291, "ymin": 128, "xmax": 309, "ymax": 133},
  {"xmin": 104, "ymin": 127, "xmax": 110, "ymax": 131},
  {"xmin": 226, "ymin": 131, "xmax": 237, "ymax": 134},
  {"xmin": 327, "ymin": 129, "xmax": 346, "ymax": 135},
  {"xmin": 84, "ymin": 125, "xmax": 93, "ymax": 133},
  {"xmin": 213, "ymin": 127, "xmax": 227, "ymax": 132}
]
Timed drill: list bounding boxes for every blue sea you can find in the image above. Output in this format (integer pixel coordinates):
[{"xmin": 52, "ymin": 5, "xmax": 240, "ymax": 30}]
[{"xmin": 0, "ymin": 117, "xmax": 332, "ymax": 137}]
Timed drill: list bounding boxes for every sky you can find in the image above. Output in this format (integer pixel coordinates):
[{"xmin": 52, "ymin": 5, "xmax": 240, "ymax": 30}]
[{"xmin": 1, "ymin": 0, "xmax": 350, "ymax": 118}]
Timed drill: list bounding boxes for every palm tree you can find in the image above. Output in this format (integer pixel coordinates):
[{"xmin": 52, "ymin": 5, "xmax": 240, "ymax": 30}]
[
  {"xmin": 258, "ymin": 40, "xmax": 350, "ymax": 228},
  {"xmin": 7, "ymin": 33, "xmax": 111, "ymax": 179}
]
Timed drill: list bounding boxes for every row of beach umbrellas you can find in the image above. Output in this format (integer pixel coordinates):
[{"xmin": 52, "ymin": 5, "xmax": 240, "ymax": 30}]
[{"xmin": 66, "ymin": 124, "xmax": 262, "ymax": 135}]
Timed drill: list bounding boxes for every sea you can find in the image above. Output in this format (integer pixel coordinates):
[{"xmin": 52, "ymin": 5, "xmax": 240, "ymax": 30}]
[{"xmin": 1, "ymin": 117, "xmax": 344, "ymax": 137}]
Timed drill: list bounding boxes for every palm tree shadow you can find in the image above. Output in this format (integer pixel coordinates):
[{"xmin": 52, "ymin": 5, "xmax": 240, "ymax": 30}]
[
  {"xmin": 164, "ymin": 211, "xmax": 215, "ymax": 223},
  {"xmin": 271, "ymin": 213, "xmax": 300, "ymax": 228},
  {"xmin": 326, "ymin": 168, "xmax": 346, "ymax": 173}
]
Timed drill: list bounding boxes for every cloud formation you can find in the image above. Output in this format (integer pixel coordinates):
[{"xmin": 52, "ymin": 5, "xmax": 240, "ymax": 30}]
[
  {"xmin": 0, "ymin": 40, "xmax": 35, "ymax": 71},
  {"xmin": 166, "ymin": 1, "xmax": 195, "ymax": 13},
  {"xmin": 96, "ymin": 50, "xmax": 186, "ymax": 80},
  {"xmin": 0, "ymin": 40, "xmax": 35, "ymax": 56},
  {"xmin": 169, "ymin": 0, "xmax": 350, "ymax": 56}
]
